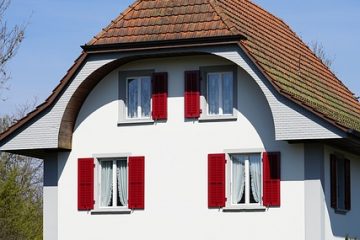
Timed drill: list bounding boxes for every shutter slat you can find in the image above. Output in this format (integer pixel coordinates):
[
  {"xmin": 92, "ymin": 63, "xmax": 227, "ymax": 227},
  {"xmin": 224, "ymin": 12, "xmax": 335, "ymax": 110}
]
[
  {"xmin": 78, "ymin": 158, "xmax": 94, "ymax": 210},
  {"xmin": 345, "ymin": 159, "xmax": 351, "ymax": 211},
  {"xmin": 152, "ymin": 72, "xmax": 168, "ymax": 120},
  {"xmin": 128, "ymin": 156, "xmax": 145, "ymax": 209},
  {"xmin": 263, "ymin": 152, "xmax": 281, "ymax": 207},
  {"xmin": 185, "ymin": 71, "xmax": 200, "ymax": 118},
  {"xmin": 330, "ymin": 154, "xmax": 337, "ymax": 209},
  {"xmin": 208, "ymin": 153, "xmax": 226, "ymax": 208}
]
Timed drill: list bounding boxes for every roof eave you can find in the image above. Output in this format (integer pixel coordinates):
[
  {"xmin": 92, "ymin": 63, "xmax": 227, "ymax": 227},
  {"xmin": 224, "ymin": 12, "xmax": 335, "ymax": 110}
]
[{"xmin": 81, "ymin": 35, "xmax": 246, "ymax": 53}]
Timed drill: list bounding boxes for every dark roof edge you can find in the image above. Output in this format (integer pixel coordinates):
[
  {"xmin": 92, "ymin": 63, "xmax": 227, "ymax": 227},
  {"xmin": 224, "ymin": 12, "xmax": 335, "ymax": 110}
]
[
  {"xmin": 82, "ymin": 35, "xmax": 246, "ymax": 52},
  {"xmin": 347, "ymin": 129, "xmax": 360, "ymax": 139}
]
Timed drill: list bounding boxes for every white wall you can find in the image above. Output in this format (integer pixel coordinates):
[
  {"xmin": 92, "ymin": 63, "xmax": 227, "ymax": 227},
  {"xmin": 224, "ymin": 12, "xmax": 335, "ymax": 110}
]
[
  {"xmin": 57, "ymin": 55, "xmax": 306, "ymax": 240},
  {"xmin": 323, "ymin": 146, "xmax": 360, "ymax": 240}
]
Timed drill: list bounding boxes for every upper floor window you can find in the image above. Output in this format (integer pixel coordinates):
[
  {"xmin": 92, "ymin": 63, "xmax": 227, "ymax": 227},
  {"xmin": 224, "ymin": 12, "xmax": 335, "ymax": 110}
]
[
  {"xmin": 207, "ymin": 72, "xmax": 233, "ymax": 116},
  {"xmin": 127, "ymin": 77, "xmax": 151, "ymax": 119},
  {"xmin": 200, "ymin": 65, "xmax": 237, "ymax": 121}
]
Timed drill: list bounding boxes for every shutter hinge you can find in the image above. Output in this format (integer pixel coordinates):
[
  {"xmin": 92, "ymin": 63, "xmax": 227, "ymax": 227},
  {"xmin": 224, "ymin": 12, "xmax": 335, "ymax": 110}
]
[
  {"xmin": 200, "ymin": 109, "xmax": 202, "ymax": 114},
  {"xmin": 94, "ymin": 200, "xmax": 95, "ymax": 204},
  {"xmin": 94, "ymin": 164, "xmax": 96, "ymax": 168}
]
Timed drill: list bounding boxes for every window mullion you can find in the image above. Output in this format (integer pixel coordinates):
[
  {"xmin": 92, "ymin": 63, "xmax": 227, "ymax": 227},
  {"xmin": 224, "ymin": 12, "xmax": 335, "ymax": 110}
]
[
  {"xmin": 219, "ymin": 73, "xmax": 223, "ymax": 115},
  {"xmin": 245, "ymin": 158, "xmax": 250, "ymax": 204},
  {"xmin": 138, "ymin": 78, "xmax": 142, "ymax": 118},
  {"xmin": 112, "ymin": 160, "xmax": 117, "ymax": 207}
]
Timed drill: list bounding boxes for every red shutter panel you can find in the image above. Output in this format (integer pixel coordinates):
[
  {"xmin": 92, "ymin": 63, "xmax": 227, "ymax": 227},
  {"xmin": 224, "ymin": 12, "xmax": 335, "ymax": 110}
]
[
  {"xmin": 330, "ymin": 154, "xmax": 337, "ymax": 209},
  {"xmin": 128, "ymin": 156, "xmax": 145, "ymax": 209},
  {"xmin": 78, "ymin": 158, "xmax": 94, "ymax": 210},
  {"xmin": 184, "ymin": 71, "xmax": 200, "ymax": 118},
  {"xmin": 263, "ymin": 152, "xmax": 281, "ymax": 207},
  {"xmin": 345, "ymin": 159, "xmax": 351, "ymax": 211},
  {"xmin": 152, "ymin": 72, "xmax": 168, "ymax": 120},
  {"xmin": 208, "ymin": 154, "xmax": 226, "ymax": 208}
]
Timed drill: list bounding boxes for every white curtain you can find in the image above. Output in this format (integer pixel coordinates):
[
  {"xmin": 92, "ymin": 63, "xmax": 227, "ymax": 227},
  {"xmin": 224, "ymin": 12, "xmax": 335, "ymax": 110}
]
[
  {"xmin": 232, "ymin": 155, "xmax": 245, "ymax": 204},
  {"xmin": 208, "ymin": 73, "xmax": 220, "ymax": 115},
  {"xmin": 222, "ymin": 72, "xmax": 233, "ymax": 114},
  {"xmin": 117, "ymin": 160, "xmax": 128, "ymax": 207},
  {"xmin": 249, "ymin": 154, "xmax": 261, "ymax": 203},
  {"xmin": 101, "ymin": 161, "xmax": 113, "ymax": 207},
  {"xmin": 128, "ymin": 78, "xmax": 138, "ymax": 118},
  {"xmin": 141, "ymin": 77, "xmax": 151, "ymax": 117}
]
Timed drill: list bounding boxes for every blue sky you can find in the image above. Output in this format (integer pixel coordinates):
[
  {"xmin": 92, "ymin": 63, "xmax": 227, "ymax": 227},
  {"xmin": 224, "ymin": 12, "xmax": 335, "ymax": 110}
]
[{"xmin": 1, "ymin": 0, "xmax": 359, "ymax": 115}]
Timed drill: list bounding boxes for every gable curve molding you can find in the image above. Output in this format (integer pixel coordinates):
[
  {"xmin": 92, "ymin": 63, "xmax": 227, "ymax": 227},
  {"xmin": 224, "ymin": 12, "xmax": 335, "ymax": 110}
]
[{"xmin": 0, "ymin": 45, "xmax": 344, "ymax": 153}]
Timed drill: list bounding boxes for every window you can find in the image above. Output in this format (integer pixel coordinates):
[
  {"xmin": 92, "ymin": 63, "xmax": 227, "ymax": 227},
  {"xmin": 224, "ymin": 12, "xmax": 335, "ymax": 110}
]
[
  {"xmin": 230, "ymin": 154, "xmax": 262, "ymax": 205},
  {"xmin": 330, "ymin": 154, "xmax": 351, "ymax": 212},
  {"xmin": 199, "ymin": 65, "xmax": 237, "ymax": 121},
  {"xmin": 127, "ymin": 77, "xmax": 151, "ymax": 119},
  {"xmin": 208, "ymin": 151, "xmax": 280, "ymax": 209},
  {"xmin": 99, "ymin": 158, "xmax": 128, "ymax": 208},
  {"xmin": 207, "ymin": 72, "xmax": 233, "ymax": 116},
  {"xmin": 77, "ymin": 156, "xmax": 145, "ymax": 211},
  {"xmin": 119, "ymin": 70, "xmax": 168, "ymax": 124}
]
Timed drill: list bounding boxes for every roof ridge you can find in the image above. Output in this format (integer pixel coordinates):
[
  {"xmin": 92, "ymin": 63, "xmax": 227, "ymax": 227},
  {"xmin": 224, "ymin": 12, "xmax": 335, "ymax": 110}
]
[
  {"xmin": 87, "ymin": 0, "xmax": 143, "ymax": 45},
  {"xmin": 209, "ymin": 0, "xmax": 240, "ymax": 36}
]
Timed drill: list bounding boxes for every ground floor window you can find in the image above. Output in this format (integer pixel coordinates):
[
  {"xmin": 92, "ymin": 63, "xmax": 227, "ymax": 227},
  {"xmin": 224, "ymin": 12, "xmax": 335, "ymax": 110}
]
[
  {"xmin": 231, "ymin": 153, "xmax": 262, "ymax": 205},
  {"xmin": 100, "ymin": 158, "xmax": 128, "ymax": 208}
]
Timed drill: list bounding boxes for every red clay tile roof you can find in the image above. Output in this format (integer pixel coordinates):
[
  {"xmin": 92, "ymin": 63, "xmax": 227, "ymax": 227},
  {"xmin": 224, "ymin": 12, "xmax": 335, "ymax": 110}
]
[
  {"xmin": 87, "ymin": 0, "xmax": 360, "ymax": 131},
  {"xmin": 1, "ymin": 0, "xmax": 360, "ymax": 147}
]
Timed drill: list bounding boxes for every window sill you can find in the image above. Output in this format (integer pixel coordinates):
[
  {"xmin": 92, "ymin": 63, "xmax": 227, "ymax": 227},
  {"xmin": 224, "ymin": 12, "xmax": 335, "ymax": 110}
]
[
  {"xmin": 91, "ymin": 208, "xmax": 132, "ymax": 215},
  {"xmin": 334, "ymin": 208, "xmax": 349, "ymax": 215},
  {"xmin": 199, "ymin": 115, "xmax": 237, "ymax": 122},
  {"xmin": 118, "ymin": 118, "xmax": 154, "ymax": 126},
  {"xmin": 223, "ymin": 205, "xmax": 267, "ymax": 212}
]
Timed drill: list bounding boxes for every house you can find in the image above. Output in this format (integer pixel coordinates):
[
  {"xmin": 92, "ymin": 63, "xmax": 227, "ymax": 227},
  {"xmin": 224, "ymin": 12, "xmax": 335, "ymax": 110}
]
[{"xmin": 0, "ymin": 0, "xmax": 360, "ymax": 239}]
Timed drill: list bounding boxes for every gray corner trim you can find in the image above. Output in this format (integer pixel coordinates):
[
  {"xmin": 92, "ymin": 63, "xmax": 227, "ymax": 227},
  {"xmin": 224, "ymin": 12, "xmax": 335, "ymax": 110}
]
[
  {"xmin": 118, "ymin": 69, "xmax": 155, "ymax": 123},
  {"xmin": 199, "ymin": 65, "xmax": 238, "ymax": 119}
]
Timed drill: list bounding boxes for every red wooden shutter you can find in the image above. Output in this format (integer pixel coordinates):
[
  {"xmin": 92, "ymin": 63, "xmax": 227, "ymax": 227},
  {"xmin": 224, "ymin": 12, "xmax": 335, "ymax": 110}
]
[
  {"xmin": 184, "ymin": 70, "xmax": 200, "ymax": 118},
  {"xmin": 208, "ymin": 154, "xmax": 226, "ymax": 208},
  {"xmin": 78, "ymin": 158, "xmax": 94, "ymax": 210},
  {"xmin": 345, "ymin": 159, "xmax": 351, "ymax": 211},
  {"xmin": 330, "ymin": 154, "xmax": 337, "ymax": 209},
  {"xmin": 128, "ymin": 156, "xmax": 145, "ymax": 209},
  {"xmin": 263, "ymin": 152, "xmax": 281, "ymax": 207},
  {"xmin": 152, "ymin": 72, "xmax": 168, "ymax": 120}
]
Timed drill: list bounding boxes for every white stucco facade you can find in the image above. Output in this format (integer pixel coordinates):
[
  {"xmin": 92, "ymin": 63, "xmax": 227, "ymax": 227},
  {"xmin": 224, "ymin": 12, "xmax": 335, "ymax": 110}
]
[{"xmin": 1, "ymin": 48, "xmax": 359, "ymax": 240}]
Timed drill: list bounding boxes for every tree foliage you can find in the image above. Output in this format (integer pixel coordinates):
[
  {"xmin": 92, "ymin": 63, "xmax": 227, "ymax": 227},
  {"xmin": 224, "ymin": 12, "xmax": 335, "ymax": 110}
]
[
  {"xmin": 0, "ymin": 0, "xmax": 25, "ymax": 98},
  {"xmin": 310, "ymin": 41, "xmax": 334, "ymax": 69},
  {"xmin": 0, "ymin": 113, "xmax": 43, "ymax": 240}
]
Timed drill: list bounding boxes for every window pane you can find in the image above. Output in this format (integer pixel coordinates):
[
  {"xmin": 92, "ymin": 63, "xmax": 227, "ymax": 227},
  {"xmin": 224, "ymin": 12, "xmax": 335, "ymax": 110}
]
[
  {"xmin": 116, "ymin": 160, "xmax": 128, "ymax": 207},
  {"xmin": 249, "ymin": 154, "xmax": 261, "ymax": 203},
  {"xmin": 208, "ymin": 73, "xmax": 220, "ymax": 115},
  {"xmin": 232, "ymin": 155, "xmax": 245, "ymax": 204},
  {"xmin": 141, "ymin": 77, "xmax": 151, "ymax": 117},
  {"xmin": 337, "ymin": 159, "xmax": 345, "ymax": 209},
  {"xmin": 101, "ymin": 161, "xmax": 113, "ymax": 207},
  {"xmin": 222, "ymin": 72, "xmax": 233, "ymax": 114},
  {"xmin": 128, "ymin": 79, "xmax": 138, "ymax": 118}
]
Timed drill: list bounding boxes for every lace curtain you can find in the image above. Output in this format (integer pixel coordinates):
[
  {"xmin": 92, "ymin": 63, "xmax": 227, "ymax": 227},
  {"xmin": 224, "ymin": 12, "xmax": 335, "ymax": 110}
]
[
  {"xmin": 249, "ymin": 154, "xmax": 261, "ymax": 203},
  {"xmin": 101, "ymin": 161, "xmax": 113, "ymax": 207},
  {"xmin": 117, "ymin": 160, "xmax": 128, "ymax": 206},
  {"xmin": 232, "ymin": 155, "xmax": 245, "ymax": 204}
]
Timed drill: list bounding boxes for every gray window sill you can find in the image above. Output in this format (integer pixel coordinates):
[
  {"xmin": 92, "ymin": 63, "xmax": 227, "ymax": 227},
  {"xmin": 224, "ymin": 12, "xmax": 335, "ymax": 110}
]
[
  {"xmin": 223, "ymin": 205, "xmax": 267, "ymax": 212},
  {"xmin": 91, "ymin": 208, "xmax": 131, "ymax": 215},
  {"xmin": 199, "ymin": 115, "xmax": 237, "ymax": 122},
  {"xmin": 118, "ymin": 118, "xmax": 154, "ymax": 126},
  {"xmin": 334, "ymin": 208, "xmax": 349, "ymax": 215}
]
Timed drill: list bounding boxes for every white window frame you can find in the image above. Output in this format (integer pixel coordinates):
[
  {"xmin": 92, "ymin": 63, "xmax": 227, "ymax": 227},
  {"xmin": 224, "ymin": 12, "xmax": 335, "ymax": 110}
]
[
  {"xmin": 118, "ymin": 70, "xmax": 154, "ymax": 125},
  {"xmin": 224, "ymin": 149, "xmax": 266, "ymax": 211},
  {"xmin": 126, "ymin": 76, "xmax": 152, "ymax": 120},
  {"xmin": 92, "ymin": 153, "xmax": 131, "ymax": 214},
  {"xmin": 207, "ymin": 72, "xmax": 233, "ymax": 116},
  {"xmin": 199, "ymin": 65, "xmax": 237, "ymax": 122}
]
